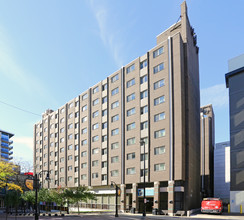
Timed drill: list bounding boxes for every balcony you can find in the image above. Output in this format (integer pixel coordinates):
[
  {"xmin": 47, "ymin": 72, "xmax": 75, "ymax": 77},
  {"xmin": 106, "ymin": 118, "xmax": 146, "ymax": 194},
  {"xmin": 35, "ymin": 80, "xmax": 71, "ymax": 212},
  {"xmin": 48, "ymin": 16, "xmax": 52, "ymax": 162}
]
[
  {"xmin": 9, "ymin": 146, "xmax": 13, "ymax": 150},
  {"xmin": 9, "ymin": 140, "xmax": 13, "ymax": 145},
  {"xmin": 9, "ymin": 151, "xmax": 13, "ymax": 155},
  {"xmin": 1, "ymin": 153, "xmax": 9, "ymax": 159},
  {"xmin": 1, "ymin": 148, "xmax": 9, "ymax": 154},
  {"xmin": 9, "ymin": 156, "xmax": 13, "ymax": 160},
  {"xmin": 1, "ymin": 142, "xmax": 9, "ymax": 148}
]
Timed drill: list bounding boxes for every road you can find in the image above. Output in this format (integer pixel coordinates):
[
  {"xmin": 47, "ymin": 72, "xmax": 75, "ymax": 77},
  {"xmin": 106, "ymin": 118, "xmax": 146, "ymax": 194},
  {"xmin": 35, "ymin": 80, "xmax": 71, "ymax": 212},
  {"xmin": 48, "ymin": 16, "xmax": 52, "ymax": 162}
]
[{"xmin": 1, "ymin": 213, "xmax": 244, "ymax": 220}]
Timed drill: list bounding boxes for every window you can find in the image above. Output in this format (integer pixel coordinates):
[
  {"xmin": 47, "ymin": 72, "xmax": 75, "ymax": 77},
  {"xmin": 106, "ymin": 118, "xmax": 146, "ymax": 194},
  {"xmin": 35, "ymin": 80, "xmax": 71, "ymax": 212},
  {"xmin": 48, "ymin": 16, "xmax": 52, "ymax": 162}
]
[
  {"xmin": 60, "ymin": 137, "xmax": 64, "ymax": 143},
  {"xmin": 111, "ymin": 87, "xmax": 119, "ymax": 96},
  {"xmin": 81, "ymin": 151, "xmax": 87, "ymax": 157},
  {"xmin": 127, "ymin": 137, "xmax": 136, "ymax": 146},
  {"xmin": 141, "ymin": 121, "xmax": 148, "ymax": 130},
  {"xmin": 60, "ymin": 157, "xmax": 64, "ymax": 162},
  {"xmin": 68, "ymin": 145, "xmax": 73, "ymax": 150},
  {"xmin": 92, "ymin": 160, "xmax": 99, "ymax": 167},
  {"xmin": 127, "ymin": 108, "xmax": 135, "ymax": 116},
  {"xmin": 140, "ymin": 90, "xmax": 148, "ymax": 99},
  {"xmin": 111, "ymin": 142, "xmax": 119, "ymax": 150},
  {"xmin": 81, "ymin": 139, "xmax": 87, "ymax": 146},
  {"xmin": 140, "ymin": 169, "xmax": 148, "ymax": 177},
  {"xmin": 93, "ymin": 98, "xmax": 99, "ymax": 106},
  {"xmin": 81, "ymin": 128, "xmax": 87, "ymax": 134},
  {"xmin": 140, "ymin": 75, "xmax": 147, "ymax": 84},
  {"xmin": 68, "ymin": 166, "xmax": 72, "ymax": 171},
  {"xmin": 92, "ymin": 173, "xmax": 98, "ymax": 179},
  {"xmin": 92, "ymin": 123, "xmax": 99, "ymax": 130},
  {"xmin": 111, "ymin": 74, "xmax": 119, "ymax": 83},
  {"xmin": 154, "ymin": 129, "xmax": 165, "ymax": 138},
  {"xmin": 111, "ymin": 128, "xmax": 119, "ymax": 136},
  {"xmin": 75, "ymin": 133, "xmax": 79, "ymax": 140},
  {"xmin": 140, "ymin": 60, "xmax": 147, "ymax": 69},
  {"xmin": 141, "ymin": 137, "xmax": 148, "ymax": 145},
  {"xmin": 60, "ymin": 127, "xmax": 64, "ymax": 133},
  {"xmin": 82, "ymin": 116, "xmax": 87, "ymax": 123},
  {"xmin": 92, "ymin": 148, "xmax": 99, "ymax": 154},
  {"xmin": 68, "ymin": 123, "xmax": 73, "ymax": 129},
  {"xmin": 68, "ymin": 155, "xmax": 72, "ymax": 160},
  {"xmin": 127, "ymin": 167, "xmax": 136, "ymax": 175},
  {"xmin": 111, "ymin": 101, "xmax": 119, "ymax": 109},
  {"xmin": 140, "ymin": 106, "xmax": 148, "ymax": 115},
  {"xmin": 68, "ymin": 113, "xmax": 73, "ymax": 119},
  {"xmin": 81, "ymin": 174, "xmax": 87, "ymax": 180},
  {"xmin": 60, "ymin": 177, "xmax": 64, "ymax": 182},
  {"xmin": 61, "ymin": 108, "xmax": 65, "ymax": 113},
  {"xmin": 153, "ymin": 63, "xmax": 164, "ymax": 74},
  {"xmin": 111, "ymin": 156, "xmax": 119, "ymax": 163},
  {"xmin": 81, "ymin": 163, "xmax": 87, "ymax": 168},
  {"xmin": 111, "ymin": 170, "xmax": 119, "ymax": 177},
  {"xmin": 75, "ymin": 101, "xmax": 79, "ymax": 107},
  {"xmin": 127, "ymin": 122, "xmax": 136, "ymax": 131},
  {"xmin": 68, "ymin": 176, "xmax": 72, "ymax": 181},
  {"xmin": 93, "ymin": 86, "xmax": 99, "ymax": 94},
  {"xmin": 153, "ymin": 46, "xmax": 164, "ymax": 58},
  {"xmin": 102, "ymin": 122, "xmax": 107, "ymax": 129},
  {"xmin": 102, "ymin": 148, "xmax": 107, "ymax": 155},
  {"xmin": 102, "ymin": 161, "xmax": 107, "ymax": 168},
  {"xmin": 75, "ymin": 145, "xmax": 79, "ymax": 150},
  {"xmin": 82, "ymin": 105, "xmax": 87, "ymax": 112},
  {"xmin": 154, "ymin": 163, "xmax": 165, "ymax": 171},
  {"xmin": 154, "ymin": 112, "xmax": 165, "ymax": 122},
  {"xmin": 44, "ymin": 136, "xmax": 47, "ymax": 141},
  {"xmin": 102, "ymin": 135, "xmax": 107, "ymax": 142},
  {"xmin": 127, "ymin": 152, "xmax": 135, "ymax": 160},
  {"xmin": 127, "ymin": 78, "xmax": 135, "ymax": 88},
  {"xmin": 75, "ymin": 112, "xmax": 79, "ymax": 118},
  {"xmin": 154, "ymin": 96, "xmax": 165, "ymax": 106},
  {"xmin": 111, "ymin": 114, "xmax": 119, "ymax": 122},
  {"xmin": 140, "ymin": 153, "xmax": 148, "ymax": 161},
  {"xmin": 50, "ymin": 151, "xmax": 53, "ymax": 156},
  {"xmin": 102, "ymin": 109, "xmax": 107, "ymax": 116},
  {"xmin": 68, "ymin": 134, "xmax": 73, "ymax": 140},
  {"xmin": 126, "ymin": 64, "xmax": 135, "ymax": 74},
  {"xmin": 127, "ymin": 93, "xmax": 135, "ymax": 102},
  {"xmin": 75, "ymin": 178, "xmax": 78, "ymax": 183},
  {"xmin": 154, "ymin": 79, "xmax": 165, "ymax": 90},
  {"xmin": 102, "ymin": 96, "xmax": 107, "ymax": 104},
  {"xmin": 93, "ymin": 110, "xmax": 99, "ymax": 118},
  {"xmin": 102, "ymin": 83, "xmax": 107, "ymax": 91},
  {"xmin": 69, "ymin": 103, "xmax": 73, "ymax": 108},
  {"xmin": 154, "ymin": 146, "xmax": 165, "ymax": 155},
  {"xmin": 102, "ymin": 174, "xmax": 107, "ymax": 181},
  {"xmin": 92, "ymin": 135, "xmax": 99, "ymax": 142},
  {"xmin": 82, "ymin": 93, "xmax": 88, "ymax": 100}
]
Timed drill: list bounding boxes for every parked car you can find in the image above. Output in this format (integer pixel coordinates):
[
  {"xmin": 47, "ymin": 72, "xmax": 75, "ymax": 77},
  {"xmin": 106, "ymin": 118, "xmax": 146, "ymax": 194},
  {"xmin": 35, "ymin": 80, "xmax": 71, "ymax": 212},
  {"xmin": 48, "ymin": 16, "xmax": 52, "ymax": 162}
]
[{"xmin": 201, "ymin": 198, "xmax": 223, "ymax": 214}]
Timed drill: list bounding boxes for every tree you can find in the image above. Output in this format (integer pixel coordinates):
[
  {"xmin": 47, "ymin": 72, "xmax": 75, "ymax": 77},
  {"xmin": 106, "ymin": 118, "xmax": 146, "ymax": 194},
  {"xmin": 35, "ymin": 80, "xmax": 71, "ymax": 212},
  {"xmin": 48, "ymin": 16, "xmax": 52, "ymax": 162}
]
[
  {"xmin": 0, "ymin": 161, "xmax": 23, "ymax": 193},
  {"xmin": 71, "ymin": 186, "xmax": 96, "ymax": 214}
]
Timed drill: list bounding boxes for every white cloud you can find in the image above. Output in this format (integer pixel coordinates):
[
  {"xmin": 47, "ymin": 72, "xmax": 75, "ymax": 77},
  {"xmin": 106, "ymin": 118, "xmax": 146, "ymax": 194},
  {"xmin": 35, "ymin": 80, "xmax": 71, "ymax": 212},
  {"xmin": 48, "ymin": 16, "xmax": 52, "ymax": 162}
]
[
  {"xmin": 89, "ymin": 0, "xmax": 124, "ymax": 67},
  {"xmin": 13, "ymin": 136, "xmax": 33, "ymax": 150},
  {"xmin": 201, "ymin": 83, "xmax": 229, "ymax": 108}
]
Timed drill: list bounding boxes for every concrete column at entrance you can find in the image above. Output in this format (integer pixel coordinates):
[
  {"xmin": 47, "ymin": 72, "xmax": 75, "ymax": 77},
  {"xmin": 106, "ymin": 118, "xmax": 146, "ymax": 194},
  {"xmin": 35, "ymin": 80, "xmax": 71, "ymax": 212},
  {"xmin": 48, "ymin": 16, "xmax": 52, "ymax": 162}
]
[
  {"xmin": 168, "ymin": 181, "xmax": 174, "ymax": 216},
  {"xmin": 120, "ymin": 184, "xmax": 126, "ymax": 212},
  {"xmin": 132, "ymin": 183, "xmax": 138, "ymax": 211},
  {"xmin": 154, "ymin": 181, "xmax": 160, "ymax": 209}
]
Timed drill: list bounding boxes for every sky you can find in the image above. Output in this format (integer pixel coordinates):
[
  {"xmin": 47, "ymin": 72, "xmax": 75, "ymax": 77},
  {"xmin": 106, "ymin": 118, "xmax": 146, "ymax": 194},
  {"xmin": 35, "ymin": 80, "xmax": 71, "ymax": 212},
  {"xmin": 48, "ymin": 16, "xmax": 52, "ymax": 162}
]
[{"xmin": 0, "ymin": 0, "xmax": 243, "ymax": 166}]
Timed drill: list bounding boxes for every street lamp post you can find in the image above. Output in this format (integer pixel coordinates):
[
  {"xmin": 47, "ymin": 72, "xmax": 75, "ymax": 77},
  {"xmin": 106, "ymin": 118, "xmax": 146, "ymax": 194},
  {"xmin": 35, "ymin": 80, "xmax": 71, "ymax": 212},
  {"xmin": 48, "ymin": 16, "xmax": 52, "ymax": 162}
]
[
  {"xmin": 140, "ymin": 139, "xmax": 146, "ymax": 217},
  {"xmin": 111, "ymin": 181, "xmax": 119, "ymax": 217},
  {"xmin": 31, "ymin": 170, "xmax": 50, "ymax": 220}
]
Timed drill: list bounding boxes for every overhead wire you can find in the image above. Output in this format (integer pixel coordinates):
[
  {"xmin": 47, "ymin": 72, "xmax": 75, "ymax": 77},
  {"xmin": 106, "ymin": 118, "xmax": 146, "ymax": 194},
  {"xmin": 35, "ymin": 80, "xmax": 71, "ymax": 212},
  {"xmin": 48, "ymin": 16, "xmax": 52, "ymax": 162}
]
[{"xmin": 0, "ymin": 100, "xmax": 41, "ymax": 117}]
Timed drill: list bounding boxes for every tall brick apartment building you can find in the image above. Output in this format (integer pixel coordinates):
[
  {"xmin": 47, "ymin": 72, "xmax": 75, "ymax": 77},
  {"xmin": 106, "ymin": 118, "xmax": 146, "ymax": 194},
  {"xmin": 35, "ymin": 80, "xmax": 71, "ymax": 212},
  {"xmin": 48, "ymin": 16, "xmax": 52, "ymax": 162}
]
[{"xmin": 34, "ymin": 1, "xmax": 200, "ymax": 214}]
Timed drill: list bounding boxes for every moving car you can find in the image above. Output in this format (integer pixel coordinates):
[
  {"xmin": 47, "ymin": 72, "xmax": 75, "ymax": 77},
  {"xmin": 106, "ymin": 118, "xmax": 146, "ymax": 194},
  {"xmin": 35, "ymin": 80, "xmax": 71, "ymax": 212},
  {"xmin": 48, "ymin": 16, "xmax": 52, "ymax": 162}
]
[{"xmin": 201, "ymin": 198, "xmax": 223, "ymax": 214}]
